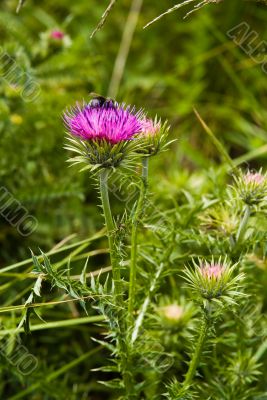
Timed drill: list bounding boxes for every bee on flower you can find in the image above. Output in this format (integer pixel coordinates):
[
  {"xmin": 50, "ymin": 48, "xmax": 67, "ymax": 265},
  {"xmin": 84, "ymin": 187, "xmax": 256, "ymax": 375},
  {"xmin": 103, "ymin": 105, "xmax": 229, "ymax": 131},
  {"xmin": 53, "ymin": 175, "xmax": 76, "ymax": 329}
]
[
  {"xmin": 63, "ymin": 97, "xmax": 146, "ymax": 172},
  {"xmin": 63, "ymin": 96, "xmax": 170, "ymax": 172}
]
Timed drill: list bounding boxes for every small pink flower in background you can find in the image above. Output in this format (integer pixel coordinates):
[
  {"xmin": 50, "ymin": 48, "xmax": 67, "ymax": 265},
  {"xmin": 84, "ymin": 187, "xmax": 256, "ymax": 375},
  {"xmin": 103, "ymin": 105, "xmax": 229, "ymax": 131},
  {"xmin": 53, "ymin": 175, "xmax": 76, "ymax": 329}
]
[
  {"xmin": 141, "ymin": 118, "xmax": 161, "ymax": 137},
  {"xmin": 200, "ymin": 262, "xmax": 224, "ymax": 280},
  {"xmin": 50, "ymin": 30, "xmax": 65, "ymax": 40},
  {"xmin": 244, "ymin": 172, "xmax": 265, "ymax": 186},
  {"xmin": 161, "ymin": 304, "xmax": 184, "ymax": 321},
  {"xmin": 64, "ymin": 101, "xmax": 144, "ymax": 144}
]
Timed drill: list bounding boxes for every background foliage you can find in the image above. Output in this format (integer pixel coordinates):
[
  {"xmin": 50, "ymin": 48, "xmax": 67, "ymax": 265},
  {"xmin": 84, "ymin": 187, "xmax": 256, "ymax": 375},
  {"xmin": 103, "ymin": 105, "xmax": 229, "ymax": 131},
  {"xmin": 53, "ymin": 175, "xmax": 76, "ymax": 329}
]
[{"xmin": 0, "ymin": 0, "xmax": 267, "ymax": 399}]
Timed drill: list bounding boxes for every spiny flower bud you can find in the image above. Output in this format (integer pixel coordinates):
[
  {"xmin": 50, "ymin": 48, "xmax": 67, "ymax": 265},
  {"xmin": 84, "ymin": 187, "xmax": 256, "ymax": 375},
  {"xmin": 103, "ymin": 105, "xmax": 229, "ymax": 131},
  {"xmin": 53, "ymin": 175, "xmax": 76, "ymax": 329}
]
[
  {"xmin": 139, "ymin": 117, "xmax": 170, "ymax": 156},
  {"xmin": 233, "ymin": 170, "xmax": 267, "ymax": 205},
  {"xmin": 183, "ymin": 258, "xmax": 244, "ymax": 308}
]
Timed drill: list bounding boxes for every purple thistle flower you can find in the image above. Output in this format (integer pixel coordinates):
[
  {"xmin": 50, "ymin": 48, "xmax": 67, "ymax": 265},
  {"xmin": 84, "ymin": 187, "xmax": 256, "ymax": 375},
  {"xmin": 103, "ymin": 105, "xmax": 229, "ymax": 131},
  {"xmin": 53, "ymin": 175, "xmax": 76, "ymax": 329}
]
[{"xmin": 64, "ymin": 101, "xmax": 144, "ymax": 144}]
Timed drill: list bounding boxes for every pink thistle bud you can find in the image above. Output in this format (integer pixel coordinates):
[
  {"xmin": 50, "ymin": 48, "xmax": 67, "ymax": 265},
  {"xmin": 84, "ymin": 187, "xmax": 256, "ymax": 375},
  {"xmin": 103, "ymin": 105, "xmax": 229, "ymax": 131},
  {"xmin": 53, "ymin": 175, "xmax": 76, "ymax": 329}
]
[
  {"xmin": 244, "ymin": 172, "xmax": 265, "ymax": 186},
  {"xmin": 137, "ymin": 117, "xmax": 170, "ymax": 156},
  {"xmin": 141, "ymin": 118, "xmax": 161, "ymax": 137},
  {"xmin": 200, "ymin": 262, "xmax": 224, "ymax": 280},
  {"xmin": 50, "ymin": 30, "xmax": 65, "ymax": 40},
  {"xmin": 184, "ymin": 258, "xmax": 244, "ymax": 305},
  {"xmin": 233, "ymin": 170, "xmax": 267, "ymax": 205}
]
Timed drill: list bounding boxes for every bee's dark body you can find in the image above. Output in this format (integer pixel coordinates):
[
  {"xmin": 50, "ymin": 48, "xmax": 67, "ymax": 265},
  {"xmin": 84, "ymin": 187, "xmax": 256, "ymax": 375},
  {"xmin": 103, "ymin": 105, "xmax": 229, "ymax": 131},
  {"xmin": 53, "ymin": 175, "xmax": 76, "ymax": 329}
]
[{"xmin": 89, "ymin": 93, "xmax": 117, "ymax": 108}]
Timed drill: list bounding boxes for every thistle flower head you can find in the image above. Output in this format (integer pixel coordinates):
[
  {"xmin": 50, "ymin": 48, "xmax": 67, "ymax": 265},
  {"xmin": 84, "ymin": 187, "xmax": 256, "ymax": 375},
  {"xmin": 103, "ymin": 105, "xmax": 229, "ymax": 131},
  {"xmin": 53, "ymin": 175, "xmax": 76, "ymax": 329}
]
[
  {"xmin": 64, "ymin": 101, "xmax": 143, "ymax": 144},
  {"xmin": 63, "ymin": 99, "xmax": 145, "ymax": 171},
  {"xmin": 183, "ymin": 258, "xmax": 244, "ymax": 308},
  {"xmin": 233, "ymin": 169, "xmax": 267, "ymax": 205}
]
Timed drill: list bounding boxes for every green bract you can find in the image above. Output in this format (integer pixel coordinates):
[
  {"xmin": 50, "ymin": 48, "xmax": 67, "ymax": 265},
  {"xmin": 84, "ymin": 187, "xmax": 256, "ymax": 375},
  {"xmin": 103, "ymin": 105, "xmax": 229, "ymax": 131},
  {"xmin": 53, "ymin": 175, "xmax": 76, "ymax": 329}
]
[{"xmin": 64, "ymin": 133, "xmax": 143, "ymax": 173}]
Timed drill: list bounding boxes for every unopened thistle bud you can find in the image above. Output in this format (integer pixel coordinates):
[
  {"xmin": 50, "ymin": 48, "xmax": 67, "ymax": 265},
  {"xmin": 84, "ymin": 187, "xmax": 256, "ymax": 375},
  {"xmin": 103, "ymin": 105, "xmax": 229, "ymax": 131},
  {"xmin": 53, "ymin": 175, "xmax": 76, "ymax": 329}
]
[
  {"xmin": 139, "ymin": 117, "xmax": 170, "ymax": 156},
  {"xmin": 183, "ymin": 258, "xmax": 244, "ymax": 308},
  {"xmin": 234, "ymin": 170, "xmax": 267, "ymax": 205}
]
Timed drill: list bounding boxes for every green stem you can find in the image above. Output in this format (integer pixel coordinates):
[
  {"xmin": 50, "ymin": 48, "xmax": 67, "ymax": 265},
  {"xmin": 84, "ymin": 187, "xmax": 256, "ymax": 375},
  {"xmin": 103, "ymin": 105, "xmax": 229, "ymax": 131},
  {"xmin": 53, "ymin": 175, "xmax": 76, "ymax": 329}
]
[
  {"xmin": 181, "ymin": 315, "xmax": 209, "ymax": 390},
  {"xmin": 99, "ymin": 169, "xmax": 122, "ymax": 300},
  {"xmin": 236, "ymin": 204, "xmax": 251, "ymax": 245},
  {"xmin": 128, "ymin": 157, "xmax": 149, "ymax": 326},
  {"xmin": 99, "ymin": 169, "xmax": 135, "ymax": 397}
]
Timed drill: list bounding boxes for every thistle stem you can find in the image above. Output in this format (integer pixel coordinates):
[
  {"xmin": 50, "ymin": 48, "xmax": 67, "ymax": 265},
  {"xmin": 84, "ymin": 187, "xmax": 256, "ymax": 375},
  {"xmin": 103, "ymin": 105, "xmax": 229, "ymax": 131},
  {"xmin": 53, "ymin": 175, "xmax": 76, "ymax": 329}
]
[
  {"xmin": 99, "ymin": 169, "xmax": 122, "ymax": 300},
  {"xmin": 181, "ymin": 314, "xmax": 209, "ymax": 391},
  {"xmin": 128, "ymin": 157, "xmax": 149, "ymax": 326},
  {"xmin": 99, "ymin": 169, "xmax": 135, "ymax": 397},
  {"xmin": 236, "ymin": 204, "xmax": 251, "ymax": 245}
]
